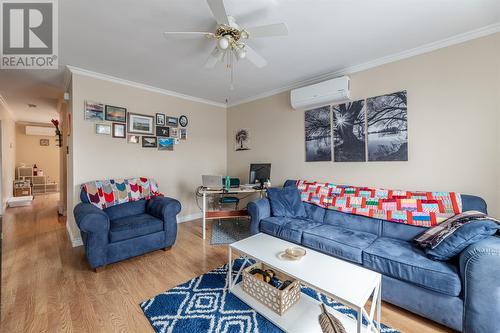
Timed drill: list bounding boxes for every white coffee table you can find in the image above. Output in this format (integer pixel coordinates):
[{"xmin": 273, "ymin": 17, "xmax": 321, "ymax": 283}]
[{"xmin": 227, "ymin": 233, "xmax": 382, "ymax": 333}]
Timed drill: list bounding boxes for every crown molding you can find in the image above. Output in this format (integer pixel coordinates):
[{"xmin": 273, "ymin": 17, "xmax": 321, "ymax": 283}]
[
  {"xmin": 228, "ymin": 23, "xmax": 500, "ymax": 108},
  {"xmin": 0, "ymin": 94, "xmax": 17, "ymax": 121},
  {"xmin": 65, "ymin": 65, "xmax": 227, "ymax": 108}
]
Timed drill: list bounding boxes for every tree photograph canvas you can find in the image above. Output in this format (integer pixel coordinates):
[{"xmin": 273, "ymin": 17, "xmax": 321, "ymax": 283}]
[
  {"xmin": 305, "ymin": 106, "xmax": 332, "ymax": 162},
  {"xmin": 367, "ymin": 91, "xmax": 408, "ymax": 161},
  {"xmin": 332, "ymin": 100, "xmax": 366, "ymax": 162}
]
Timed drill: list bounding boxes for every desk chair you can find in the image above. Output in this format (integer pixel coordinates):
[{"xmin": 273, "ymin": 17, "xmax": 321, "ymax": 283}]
[
  {"xmin": 219, "ymin": 178, "xmax": 240, "ymax": 210},
  {"xmin": 217, "ymin": 178, "xmax": 241, "ymax": 227}
]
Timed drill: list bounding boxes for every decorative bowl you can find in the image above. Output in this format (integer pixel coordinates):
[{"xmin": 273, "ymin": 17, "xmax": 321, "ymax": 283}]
[{"xmin": 283, "ymin": 247, "xmax": 306, "ymax": 260}]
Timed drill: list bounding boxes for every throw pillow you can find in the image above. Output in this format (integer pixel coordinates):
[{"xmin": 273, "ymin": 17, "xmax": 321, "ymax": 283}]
[
  {"xmin": 414, "ymin": 210, "xmax": 500, "ymax": 261},
  {"xmin": 267, "ymin": 186, "xmax": 307, "ymax": 218}
]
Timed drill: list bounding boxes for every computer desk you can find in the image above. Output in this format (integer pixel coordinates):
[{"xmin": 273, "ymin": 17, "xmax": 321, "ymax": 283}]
[{"xmin": 198, "ymin": 187, "xmax": 266, "ymax": 240}]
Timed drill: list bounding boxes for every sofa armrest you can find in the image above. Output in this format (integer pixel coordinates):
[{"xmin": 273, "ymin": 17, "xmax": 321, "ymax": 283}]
[
  {"xmin": 73, "ymin": 203, "xmax": 110, "ymax": 233},
  {"xmin": 147, "ymin": 196, "xmax": 181, "ymax": 225},
  {"xmin": 247, "ymin": 198, "xmax": 271, "ymax": 235},
  {"xmin": 459, "ymin": 236, "xmax": 500, "ymax": 333}
]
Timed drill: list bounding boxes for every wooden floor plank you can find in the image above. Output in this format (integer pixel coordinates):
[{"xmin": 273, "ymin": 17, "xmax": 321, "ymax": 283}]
[{"xmin": 1, "ymin": 194, "xmax": 454, "ymax": 332}]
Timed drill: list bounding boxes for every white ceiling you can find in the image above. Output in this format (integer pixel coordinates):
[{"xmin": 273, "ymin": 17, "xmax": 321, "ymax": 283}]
[
  {"xmin": 0, "ymin": 0, "xmax": 499, "ymax": 112},
  {"xmin": 0, "ymin": 71, "xmax": 61, "ymax": 123}
]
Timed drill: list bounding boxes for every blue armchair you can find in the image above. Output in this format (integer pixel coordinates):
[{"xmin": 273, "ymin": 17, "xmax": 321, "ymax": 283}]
[{"xmin": 74, "ymin": 189, "xmax": 181, "ymax": 271}]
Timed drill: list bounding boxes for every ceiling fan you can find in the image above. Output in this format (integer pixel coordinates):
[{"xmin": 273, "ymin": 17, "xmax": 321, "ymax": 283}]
[{"xmin": 163, "ymin": 0, "xmax": 288, "ymax": 70}]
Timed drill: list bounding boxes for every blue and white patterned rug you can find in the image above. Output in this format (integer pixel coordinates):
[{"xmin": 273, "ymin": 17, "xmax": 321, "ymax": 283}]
[{"xmin": 140, "ymin": 258, "xmax": 400, "ymax": 333}]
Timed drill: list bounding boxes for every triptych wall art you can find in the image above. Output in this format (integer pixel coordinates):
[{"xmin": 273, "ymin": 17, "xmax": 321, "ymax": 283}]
[
  {"xmin": 84, "ymin": 100, "xmax": 189, "ymax": 151},
  {"xmin": 305, "ymin": 90, "xmax": 408, "ymax": 162},
  {"xmin": 305, "ymin": 106, "xmax": 332, "ymax": 161}
]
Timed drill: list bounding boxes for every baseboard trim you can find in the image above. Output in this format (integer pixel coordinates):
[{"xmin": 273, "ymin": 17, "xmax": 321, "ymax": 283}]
[
  {"xmin": 177, "ymin": 212, "xmax": 202, "ymax": 223},
  {"xmin": 66, "ymin": 222, "xmax": 83, "ymax": 247}
]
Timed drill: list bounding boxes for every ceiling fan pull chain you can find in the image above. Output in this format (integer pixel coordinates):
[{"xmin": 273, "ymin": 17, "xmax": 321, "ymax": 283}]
[{"xmin": 230, "ymin": 51, "xmax": 235, "ymax": 91}]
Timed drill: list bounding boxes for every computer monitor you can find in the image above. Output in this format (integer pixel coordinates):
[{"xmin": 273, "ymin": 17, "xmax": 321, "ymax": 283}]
[{"xmin": 249, "ymin": 163, "xmax": 271, "ymax": 184}]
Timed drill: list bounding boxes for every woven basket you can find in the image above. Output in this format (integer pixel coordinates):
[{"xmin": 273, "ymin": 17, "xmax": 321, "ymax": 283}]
[{"xmin": 242, "ymin": 262, "xmax": 300, "ymax": 315}]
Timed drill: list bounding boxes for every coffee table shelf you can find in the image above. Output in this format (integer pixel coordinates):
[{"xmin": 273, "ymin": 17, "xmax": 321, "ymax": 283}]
[
  {"xmin": 228, "ymin": 233, "xmax": 382, "ymax": 333},
  {"xmin": 232, "ymin": 282, "xmax": 374, "ymax": 333}
]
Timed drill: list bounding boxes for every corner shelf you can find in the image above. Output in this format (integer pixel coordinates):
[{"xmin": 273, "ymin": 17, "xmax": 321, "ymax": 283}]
[{"xmin": 16, "ymin": 167, "xmax": 59, "ymax": 195}]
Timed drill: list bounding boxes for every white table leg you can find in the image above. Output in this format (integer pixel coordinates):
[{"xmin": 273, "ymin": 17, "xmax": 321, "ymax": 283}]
[
  {"xmin": 227, "ymin": 246, "xmax": 233, "ymax": 290},
  {"xmin": 202, "ymin": 192, "xmax": 206, "ymax": 240},
  {"xmin": 357, "ymin": 306, "xmax": 362, "ymax": 333},
  {"xmin": 377, "ymin": 280, "xmax": 382, "ymax": 332}
]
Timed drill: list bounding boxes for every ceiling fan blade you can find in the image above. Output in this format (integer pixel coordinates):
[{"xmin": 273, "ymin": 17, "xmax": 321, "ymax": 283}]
[
  {"xmin": 245, "ymin": 23, "xmax": 288, "ymax": 38},
  {"xmin": 163, "ymin": 31, "xmax": 214, "ymax": 39},
  {"xmin": 207, "ymin": 0, "xmax": 229, "ymax": 25},
  {"xmin": 204, "ymin": 47, "xmax": 224, "ymax": 69},
  {"xmin": 244, "ymin": 45, "xmax": 267, "ymax": 68}
]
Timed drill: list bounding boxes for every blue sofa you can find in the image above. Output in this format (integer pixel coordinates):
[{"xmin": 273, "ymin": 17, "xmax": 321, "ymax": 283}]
[
  {"xmin": 74, "ymin": 190, "xmax": 181, "ymax": 271},
  {"xmin": 248, "ymin": 180, "xmax": 500, "ymax": 333}
]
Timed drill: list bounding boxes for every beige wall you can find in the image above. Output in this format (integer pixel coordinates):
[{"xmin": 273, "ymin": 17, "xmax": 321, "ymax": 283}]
[
  {"xmin": 227, "ymin": 34, "xmax": 500, "ymax": 218},
  {"xmin": 67, "ymin": 73, "xmax": 227, "ymax": 243},
  {"xmin": 58, "ymin": 102, "xmax": 68, "ymax": 215},
  {"xmin": 15, "ymin": 123, "xmax": 60, "ymax": 184},
  {"xmin": 0, "ymin": 104, "xmax": 16, "ymax": 212}
]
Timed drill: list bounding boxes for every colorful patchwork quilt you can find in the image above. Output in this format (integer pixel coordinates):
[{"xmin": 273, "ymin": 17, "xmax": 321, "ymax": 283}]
[
  {"xmin": 82, "ymin": 177, "xmax": 162, "ymax": 209},
  {"xmin": 297, "ymin": 180, "xmax": 462, "ymax": 227}
]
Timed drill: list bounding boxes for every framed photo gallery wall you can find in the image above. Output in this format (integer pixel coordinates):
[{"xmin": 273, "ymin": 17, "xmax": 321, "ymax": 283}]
[{"xmin": 84, "ymin": 100, "xmax": 189, "ymax": 151}]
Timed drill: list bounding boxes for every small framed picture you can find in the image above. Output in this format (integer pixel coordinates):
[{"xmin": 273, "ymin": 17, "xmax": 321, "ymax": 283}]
[
  {"xmin": 128, "ymin": 113, "xmax": 154, "ymax": 134},
  {"xmin": 105, "ymin": 105, "xmax": 127, "ymax": 123},
  {"xmin": 179, "ymin": 115, "xmax": 188, "ymax": 127},
  {"xmin": 156, "ymin": 126, "xmax": 170, "ymax": 137},
  {"xmin": 180, "ymin": 128, "xmax": 187, "ymax": 140},
  {"xmin": 156, "ymin": 113, "xmax": 166, "ymax": 126},
  {"xmin": 158, "ymin": 137, "xmax": 174, "ymax": 151},
  {"xmin": 85, "ymin": 101, "xmax": 104, "ymax": 121},
  {"xmin": 112, "ymin": 123, "xmax": 126, "ymax": 138},
  {"xmin": 170, "ymin": 127, "xmax": 179, "ymax": 138},
  {"xmin": 166, "ymin": 116, "xmax": 178, "ymax": 127},
  {"xmin": 39, "ymin": 138, "xmax": 50, "ymax": 146},
  {"xmin": 96, "ymin": 123, "xmax": 111, "ymax": 135},
  {"xmin": 142, "ymin": 136, "xmax": 157, "ymax": 148},
  {"xmin": 127, "ymin": 135, "xmax": 140, "ymax": 144}
]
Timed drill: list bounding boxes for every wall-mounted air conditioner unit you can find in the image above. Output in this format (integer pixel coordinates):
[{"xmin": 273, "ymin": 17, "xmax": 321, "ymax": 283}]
[
  {"xmin": 290, "ymin": 76, "xmax": 351, "ymax": 110},
  {"xmin": 25, "ymin": 126, "xmax": 56, "ymax": 136}
]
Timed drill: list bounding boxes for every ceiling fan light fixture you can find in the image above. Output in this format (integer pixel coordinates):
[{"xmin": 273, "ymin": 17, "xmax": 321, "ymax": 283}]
[
  {"xmin": 218, "ymin": 36, "xmax": 229, "ymax": 50},
  {"xmin": 235, "ymin": 47, "xmax": 246, "ymax": 59}
]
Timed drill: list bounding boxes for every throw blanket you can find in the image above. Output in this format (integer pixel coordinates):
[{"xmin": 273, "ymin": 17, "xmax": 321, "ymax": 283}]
[
  {"xmin": 297, "ymin": 180, "xmax": 462, "ymax": 227},
  {"xmin": 82, "ymin": 177, "xmax": 162, "ymax": 209}
]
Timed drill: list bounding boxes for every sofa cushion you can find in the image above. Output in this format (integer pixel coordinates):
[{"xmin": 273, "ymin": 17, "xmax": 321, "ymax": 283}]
[
  {"xmin": 267, "ymin": 187, "xmax": 307, "ymax": 218},
  {"xmin": 461, "ymin": 194, "xmax": 487, "ymax": 213},
  {"xmin": 363, "ymin": 237, "xmax": 461, "ymax": 296},
  {"xmin": 104, "ymin": 200, "xmax": 148, "ymax": 220},
  {"xmin": 260, "ymin": 217, "xmax": 321, "ymax": 244},
  {"xmin": 302, "ymin": 225, "xmax": 378, "ymax": 264},
  {"xmin": 382, "ymin": 220, "xmax": 427, "ymax": 241},
  {"xmin": 324, "ymin": 209, "xmax": 381, "ymax": 235},
  {"xmin": 303, "ymin": 202, "xmax": 326, "ymax": 222},
  {"xmin": 109, "ymin": 213, "xmax": 164, "ymax": 243},
  {"xmin": 415, "ymin": 212, "xmax": 500, "ymax": 261}
]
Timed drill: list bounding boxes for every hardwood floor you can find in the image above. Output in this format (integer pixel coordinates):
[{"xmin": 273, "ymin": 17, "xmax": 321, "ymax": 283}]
[{"xmin": 1, "ymin": 194, "xmax": 454, "ymax": 332}]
